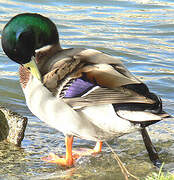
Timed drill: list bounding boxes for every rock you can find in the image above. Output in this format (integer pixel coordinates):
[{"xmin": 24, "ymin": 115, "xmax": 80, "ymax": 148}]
[{"xmin": 0, "ymin": 106, "xmax": 27, "ymax": 146}]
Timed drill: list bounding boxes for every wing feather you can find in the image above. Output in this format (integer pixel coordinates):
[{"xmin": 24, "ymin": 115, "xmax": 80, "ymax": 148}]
[
  {"xmin": 40, "ymin": 48, "xmax": 156, "ymax": 110},
  {"xmin": 63, "ymin": 86, "xmax": 154, "ymax": 109}
]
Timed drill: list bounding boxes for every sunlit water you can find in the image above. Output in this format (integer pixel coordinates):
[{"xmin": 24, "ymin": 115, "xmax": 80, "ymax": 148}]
[{"xmin": 0, "ymin": 0, "xmax": 174, "ymax": 179}]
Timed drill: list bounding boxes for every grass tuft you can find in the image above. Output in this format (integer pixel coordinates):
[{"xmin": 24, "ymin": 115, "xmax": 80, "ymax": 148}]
[{"xmin": 145, "ymin": 164, "xmax": 174, "ymax": 180}]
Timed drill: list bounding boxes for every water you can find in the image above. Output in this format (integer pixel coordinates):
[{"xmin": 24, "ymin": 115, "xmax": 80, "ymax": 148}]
[{"xmin": 0, "ymin": 0, "xmax": 174, "ymax": 179}]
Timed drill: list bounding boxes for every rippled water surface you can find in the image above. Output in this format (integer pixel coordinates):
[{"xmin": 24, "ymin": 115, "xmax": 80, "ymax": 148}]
[{"xmin": 0, "ymin": 0, "xmax": 174, "ymax": 179}]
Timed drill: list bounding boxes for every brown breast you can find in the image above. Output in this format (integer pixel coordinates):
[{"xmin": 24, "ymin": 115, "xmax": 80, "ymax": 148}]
[{"xmin": 19, "ymin": 65, "xmax": 31, "ymax": 89}]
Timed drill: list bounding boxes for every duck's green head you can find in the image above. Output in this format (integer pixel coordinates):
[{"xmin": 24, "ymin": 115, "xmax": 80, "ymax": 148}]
[{"xmin": 2, "ymin": 13, "xmax": 60, "ymax": 80}]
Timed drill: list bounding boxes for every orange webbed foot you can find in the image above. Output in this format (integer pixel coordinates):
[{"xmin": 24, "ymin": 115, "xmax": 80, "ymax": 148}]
[
  {"xmin": 41, "ymin": 136, "xmax": 102, "ymax": 167},
  {"xmin": 42, "ymin": 152, "xmax": 76, "ymax": 167},
  {"xmin": 73, "ymin": 142, "xmax": 103, "ymax": 157}
]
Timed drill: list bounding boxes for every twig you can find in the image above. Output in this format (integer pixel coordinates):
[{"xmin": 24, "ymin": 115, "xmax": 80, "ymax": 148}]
[{"xmin": 105, "ymin": 141, "xmax": 139, "ymax": 180}]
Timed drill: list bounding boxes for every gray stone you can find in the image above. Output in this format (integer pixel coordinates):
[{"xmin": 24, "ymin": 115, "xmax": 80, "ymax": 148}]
[{"xmin": 0, "ymin": 106, "xmax": 27, "ymax": 146}]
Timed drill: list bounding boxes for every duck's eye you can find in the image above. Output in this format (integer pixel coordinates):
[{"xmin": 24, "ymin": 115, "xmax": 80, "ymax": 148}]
[{"xmin": 27, "ymin": 67, "xmax": 31, "ymax": 71}]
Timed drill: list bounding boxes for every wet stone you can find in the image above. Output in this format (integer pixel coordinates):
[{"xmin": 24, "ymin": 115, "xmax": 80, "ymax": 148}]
[{"xmin": 0, "ymin": 106, "xmax": 27, "ymax": 146}]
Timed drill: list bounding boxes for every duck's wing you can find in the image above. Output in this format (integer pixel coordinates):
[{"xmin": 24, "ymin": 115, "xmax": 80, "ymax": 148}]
[
  {"xmin": 64, "ymin": 86, "xmax": 154, "ymax": 110},
  {"xmin": 74, "ymin": 49, "xmax": 141, "ymax": 88},
  {"xmin": 42, "ymin": 49, "xmax": 155, "ymax": 109}
]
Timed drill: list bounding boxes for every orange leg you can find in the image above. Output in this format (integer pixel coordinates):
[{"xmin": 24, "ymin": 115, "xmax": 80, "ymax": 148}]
[
  {"xmin": 42, "ymin": 137, "xmax": 103, "ymax": 167},
  {"xmin": 72, "ymin": 141, "xmax": 103, "ymax": 156},
  {"xmin": 42, "ymin": 135, "xmax": 75, "ymax": 167},
  {"xmin": 93, "ymin": 141, "xmax": 103, "ymax": 153}
]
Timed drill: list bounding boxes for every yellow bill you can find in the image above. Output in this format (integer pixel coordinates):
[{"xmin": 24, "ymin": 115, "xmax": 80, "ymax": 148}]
[{"xmin": 24, "ymin": 57, "xmax": 41, "ymax": 81}]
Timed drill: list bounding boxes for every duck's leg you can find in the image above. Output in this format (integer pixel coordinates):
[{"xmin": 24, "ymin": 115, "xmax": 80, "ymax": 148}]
[
  {"xmin": 72, "ymin": 141, "xmax": 103, "ymax": 156},
  {"xmin": 140, "ymin": 127, "xmax": 162, "ymax": 168},
  {"xmin": 42, "ymin": 138, "xmax": 102, "ymax": 166},
  {"xmin": 93, "ymin": 141, "xmax": 103, "ymax": 153},
  {"xmin": 42, "ymin": 135, "xmax": 75, "ymax": 167}
]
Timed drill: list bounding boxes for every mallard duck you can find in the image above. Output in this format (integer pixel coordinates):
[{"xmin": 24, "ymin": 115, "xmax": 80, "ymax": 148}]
[{"xmin": 1, "ymin": 13, "xmax": 170, "ymax": 167}]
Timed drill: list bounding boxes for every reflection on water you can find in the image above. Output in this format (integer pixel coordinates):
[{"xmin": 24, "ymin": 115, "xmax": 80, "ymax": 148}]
[{"xmin": 0, "ymin": 0, "xmax": 174, "ymax": 179}]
